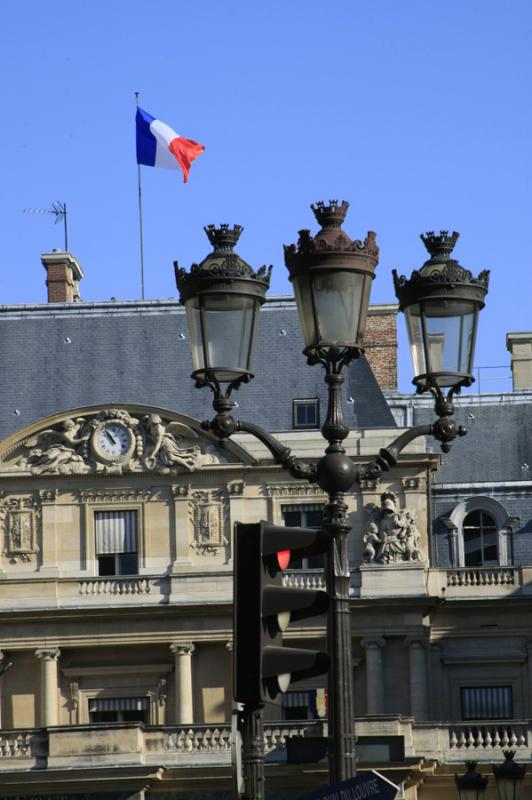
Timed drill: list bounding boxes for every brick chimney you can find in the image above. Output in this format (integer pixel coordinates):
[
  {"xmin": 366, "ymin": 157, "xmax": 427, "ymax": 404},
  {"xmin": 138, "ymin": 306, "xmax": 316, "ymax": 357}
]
[
  {"xmin": 41, "ymin": 251, "xmax": 83, "ymax": 303},
  {"xmin": 364, "ymin": 304, "xmax": 398, "ymax": 391},
  {"xmin": 506, "ymin": 332, "xmax": 532, "ymax": 389}
]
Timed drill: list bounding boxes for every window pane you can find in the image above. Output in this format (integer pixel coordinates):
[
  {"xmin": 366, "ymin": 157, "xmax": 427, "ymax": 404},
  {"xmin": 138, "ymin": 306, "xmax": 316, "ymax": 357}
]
[
  {"xmin": 283, "ymin": 511, "xmax": 302, "ymax": 527},
  {"xmin": 480, "ymin": 511, "xmax": 497, "ymax": 531},
  {"xmin": 122, "ymin": 709, "xmax": 148, "ymax": 723},
  {"xmin": 483, "ymin": 531, "xmax": 498, "ymax": 562},
  {"xmin": 463, "ymin": 509, "xmax": 482, "ymax": 528},
  {"xmin": 119, "ymin": 553, "xmax": 138, "ymax": 575},
  {"xmin": 293, "ymin": 400, "xmax": 319, "ymax": 429},
  {"xmin": 306, "ymin": 510, "xmax": 323, "ymax": 528},
  {"xmin": 90, "ymin": 710, "xmax": 117, "ymax": 723},
  {"xmin": 464, "ymin": 530, "xmax": 482, "ymax": 566},
  {"xmin": 98, "ymin": 555, "xmax": 116, "ymax": 576}
]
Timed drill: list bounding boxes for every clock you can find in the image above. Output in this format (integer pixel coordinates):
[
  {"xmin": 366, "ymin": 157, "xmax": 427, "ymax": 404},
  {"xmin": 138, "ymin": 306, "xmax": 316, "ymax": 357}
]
[{"xmin": 92, "ymin": 421, "xmax": 135, "ymax": 463}]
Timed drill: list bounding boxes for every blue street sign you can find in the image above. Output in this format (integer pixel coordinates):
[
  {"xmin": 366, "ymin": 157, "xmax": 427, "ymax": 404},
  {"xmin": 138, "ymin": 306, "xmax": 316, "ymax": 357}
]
[{"xmin": 299, "ymin": 770, "xmax": 399, "ymax": 800}]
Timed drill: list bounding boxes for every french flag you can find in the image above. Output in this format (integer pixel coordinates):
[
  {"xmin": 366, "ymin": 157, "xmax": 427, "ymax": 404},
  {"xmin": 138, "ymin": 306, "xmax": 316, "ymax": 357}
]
[{"xmin": 136, "ymin": 107, "xmax": 205, "ymax": 183}]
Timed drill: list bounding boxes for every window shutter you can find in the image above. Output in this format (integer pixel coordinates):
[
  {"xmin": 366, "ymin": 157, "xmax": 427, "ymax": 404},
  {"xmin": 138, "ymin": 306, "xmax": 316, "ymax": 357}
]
[{"xmin": 89, "ymin": 696, "xmax": 149, "ymax": 712}]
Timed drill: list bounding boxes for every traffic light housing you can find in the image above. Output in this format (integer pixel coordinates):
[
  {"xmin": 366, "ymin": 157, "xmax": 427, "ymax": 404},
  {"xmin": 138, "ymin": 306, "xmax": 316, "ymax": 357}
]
[{"xmin": 234, "ymin": 521, "xmax": 330, "ymax": 705}]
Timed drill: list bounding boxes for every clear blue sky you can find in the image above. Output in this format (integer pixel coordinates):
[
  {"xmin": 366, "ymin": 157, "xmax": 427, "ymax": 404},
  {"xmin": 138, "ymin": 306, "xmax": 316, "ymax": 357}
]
[{"xmin": 2, "ymin": 0, "xmax": 531, "ymax": 391}]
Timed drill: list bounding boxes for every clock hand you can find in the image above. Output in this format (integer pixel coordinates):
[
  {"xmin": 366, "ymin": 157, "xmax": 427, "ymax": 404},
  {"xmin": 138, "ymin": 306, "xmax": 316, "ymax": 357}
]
[{"xmin": 105, "ymin": 431, "xmax": 117, "ymax": 446}]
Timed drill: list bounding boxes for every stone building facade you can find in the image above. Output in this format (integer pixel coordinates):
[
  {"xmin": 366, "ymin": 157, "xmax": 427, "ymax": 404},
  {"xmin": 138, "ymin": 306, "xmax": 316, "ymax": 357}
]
[{"xmin": 0, "ymin": 252, "xmax": 530, "ymax": 798}]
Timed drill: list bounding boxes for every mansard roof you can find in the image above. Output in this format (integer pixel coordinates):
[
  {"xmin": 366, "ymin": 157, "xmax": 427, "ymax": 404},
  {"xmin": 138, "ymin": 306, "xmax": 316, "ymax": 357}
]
[{"xmin": 0, "ymin": 296, "xmax": 396, "ymax": 441}]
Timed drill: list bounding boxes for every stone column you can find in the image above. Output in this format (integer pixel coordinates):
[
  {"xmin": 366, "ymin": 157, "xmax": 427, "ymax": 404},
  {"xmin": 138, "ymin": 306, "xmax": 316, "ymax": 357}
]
[
  {"xmin": 408, "ymin": 639, "xmax": 428, "ymax": 720},
  {"xmin": 170, "ymin": 642, "xmax": 195, "ymax": 724},
  {"xmin": 361, "ymin": 639, "xmax": 385, "ymax": 714},
  {"xmin": 35, "ymin": 648, "xmax": 61, "ymax": 726}
]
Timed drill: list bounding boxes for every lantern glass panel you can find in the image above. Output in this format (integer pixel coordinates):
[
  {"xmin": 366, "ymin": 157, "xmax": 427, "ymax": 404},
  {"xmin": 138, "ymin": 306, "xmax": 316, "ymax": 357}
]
[
  {"xmin": 185, "ymin": 293, "xmax": 258, "ymax": 381},
  {"xmin": 293, "ymin": 270, "xmax": 371, "ymax": 349},
  {"xmin": 457, "ymin": 787, "xmax": 483, "ymax": 800},
  {"xmin": 495, "ymin": 777, "xmax": 519, "ymax": 800},
  {"xmin": 405, "ymin": 299, "xmax": 478, "ymax": 386}
]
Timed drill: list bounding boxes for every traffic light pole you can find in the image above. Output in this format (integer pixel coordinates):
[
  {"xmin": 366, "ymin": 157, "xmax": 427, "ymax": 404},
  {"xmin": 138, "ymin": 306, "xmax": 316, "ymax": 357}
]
[
  {"xmin": 323, "ymin": 492, "xmax": 355, "ymax": 780},
  {"xmin": 241, "ymin": 703, "xmax": 265, "ymax": 800},
  {"xmin": 321, "ymin": 371, "xmax": 356, "ymax": 781}
]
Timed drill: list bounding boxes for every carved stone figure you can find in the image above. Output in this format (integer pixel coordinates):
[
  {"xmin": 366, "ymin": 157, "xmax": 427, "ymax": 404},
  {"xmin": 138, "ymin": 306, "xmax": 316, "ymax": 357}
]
[
  {"xmin": 142, "ymin": 414, "xmax": 202, "ymax": 473},
  {"xmin": 24, "ymin": 419, "xmax": 91, "ymax": 475},
  {"xmin": 362, "ymin": 492, "xmax": 422, "ymax": 565}
]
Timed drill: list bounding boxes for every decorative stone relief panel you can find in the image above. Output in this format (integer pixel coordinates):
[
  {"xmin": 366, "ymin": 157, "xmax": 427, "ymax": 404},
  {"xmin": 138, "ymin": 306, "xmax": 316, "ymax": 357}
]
[
  {"xmin": 189, "ymin": 490, "xmax": 228, "ymax": 555},
  {"xmin": 2, "ymin": 408, "xmax": 231, "ymax": 476},
  {"xmin": 0, "ymin": 495, "xmax": 41, "ymax": 563},
  {"xmin": 362, "ymin": 491, "xmax": 422, "ymax": 565}
]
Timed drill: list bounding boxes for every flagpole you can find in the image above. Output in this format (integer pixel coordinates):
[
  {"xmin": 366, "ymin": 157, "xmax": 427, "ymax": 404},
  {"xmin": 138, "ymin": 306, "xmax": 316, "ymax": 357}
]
[{"xmin": 135, "ymin": 92, "xmax": 145, "ymax": 300}]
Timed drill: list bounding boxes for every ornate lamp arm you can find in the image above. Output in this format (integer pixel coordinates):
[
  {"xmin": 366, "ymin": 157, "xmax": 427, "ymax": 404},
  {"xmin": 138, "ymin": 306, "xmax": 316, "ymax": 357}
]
[{"xmin": 202, "ymin": 411, "xmax": 318, "ymax": 483}]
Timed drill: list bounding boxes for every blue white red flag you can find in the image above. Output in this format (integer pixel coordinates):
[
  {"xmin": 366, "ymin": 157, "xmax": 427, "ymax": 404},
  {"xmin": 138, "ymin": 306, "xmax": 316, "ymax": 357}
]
[{"xmin": 136, "ymin": 107, "xmax": 205, "ymax": 183}]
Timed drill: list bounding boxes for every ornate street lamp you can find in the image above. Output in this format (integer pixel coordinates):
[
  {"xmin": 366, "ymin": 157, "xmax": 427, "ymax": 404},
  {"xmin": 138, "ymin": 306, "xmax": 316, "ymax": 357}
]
[
  {"xmin": 284, "ymin": 200, "xmax": 378, "ymax": 362},
  {"xmin": 175, "ymin": 201, "xmax": 489, "ymax": 797},
  {"xmin": 175, "ymin": 224, "xmax": 272, "ymax": 396},
  {"xmin": 455, "ymin": 762, "xmax": 488, "ymax": 800},
  {"xmin": 393, "ymin": 231, "xmax": 489, "ymax": 395},
  {"xmin": 493, "ymin": 751, "xmax": 527, "ymax": 800}
]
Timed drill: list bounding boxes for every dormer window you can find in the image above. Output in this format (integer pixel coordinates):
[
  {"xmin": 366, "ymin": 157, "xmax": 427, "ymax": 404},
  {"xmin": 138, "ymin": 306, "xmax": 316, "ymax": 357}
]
[{"xmin": 293, "ymin": 398, "xmax": 320, "ymax": 429}]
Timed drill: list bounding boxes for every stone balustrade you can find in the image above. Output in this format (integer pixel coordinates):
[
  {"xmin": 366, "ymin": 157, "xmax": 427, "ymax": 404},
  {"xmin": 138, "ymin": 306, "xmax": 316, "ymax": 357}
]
[
  {"xmin": 446, "ymin": 567, "xmax": 519, "ymax": 588},
  {"xmin": 448, "ymin": 723, "xmax": 529, "ymax": 751},
  {"xmin": 0, "ymin": 729, "xmax": 47, "ymax": 765},
  {"xmin": 79, "ymin": 577, "xmax": 151, "ymax": 595},
  {"xmin": 0, "ymin": 719, "xmax": 531, "ymax": 771}
]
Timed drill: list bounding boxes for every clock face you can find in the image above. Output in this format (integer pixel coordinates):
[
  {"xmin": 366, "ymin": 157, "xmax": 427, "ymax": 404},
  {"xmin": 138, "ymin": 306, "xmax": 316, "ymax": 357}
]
[{"xmin": 94, "ymin": 423, "xmax": 132, "ymax": 461}]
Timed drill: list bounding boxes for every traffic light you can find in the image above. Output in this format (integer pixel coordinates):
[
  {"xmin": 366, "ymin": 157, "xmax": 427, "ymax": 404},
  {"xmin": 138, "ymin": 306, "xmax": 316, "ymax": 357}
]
[{"xmin": 234, "ymin": 521, "xmax": 330, "ymax": 705}]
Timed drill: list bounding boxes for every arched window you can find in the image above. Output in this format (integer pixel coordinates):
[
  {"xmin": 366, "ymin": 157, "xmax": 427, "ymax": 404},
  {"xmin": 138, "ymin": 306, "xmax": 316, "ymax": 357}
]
[
  {"xmin": 463, "ymin": 510, "xmax": 498, "ymax": 566},
  {"xmin": 446, "ymin": 497, "xmax": 514, "ymax": 567}
]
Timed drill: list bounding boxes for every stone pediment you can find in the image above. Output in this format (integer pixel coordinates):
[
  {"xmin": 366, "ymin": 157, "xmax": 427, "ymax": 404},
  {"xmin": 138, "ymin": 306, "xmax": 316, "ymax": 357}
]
[{"xmin": 0, "ymin": 405, "xmax": 253, "ymax": 477}]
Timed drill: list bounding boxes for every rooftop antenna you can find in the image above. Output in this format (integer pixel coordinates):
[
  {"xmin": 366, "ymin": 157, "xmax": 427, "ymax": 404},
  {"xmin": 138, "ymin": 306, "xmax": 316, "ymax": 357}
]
[{"xmin": 23, "ymin": 201, "xmax": 69, "ymax": 251}]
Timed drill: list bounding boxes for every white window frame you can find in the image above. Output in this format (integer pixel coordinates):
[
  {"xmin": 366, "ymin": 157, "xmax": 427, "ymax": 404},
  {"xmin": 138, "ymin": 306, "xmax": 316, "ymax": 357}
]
[
  {"xmin": 293, "ymin": 398, "xmax": 320, "ymax": 429},
  {"xmin": 448, "ymin": 496, "xmax": 514, "ymax": 567}
]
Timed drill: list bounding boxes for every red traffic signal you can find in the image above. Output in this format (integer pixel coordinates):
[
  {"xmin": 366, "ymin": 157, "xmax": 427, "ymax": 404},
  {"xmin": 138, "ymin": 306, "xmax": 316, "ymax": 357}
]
[{"xmin": 234, "ymin": 521, "xmax": 330, "ymax": 704}]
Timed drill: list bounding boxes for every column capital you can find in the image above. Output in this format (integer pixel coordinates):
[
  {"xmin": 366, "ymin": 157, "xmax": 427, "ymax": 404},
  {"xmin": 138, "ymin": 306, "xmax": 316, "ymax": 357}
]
[
  {"xmin": 35, "ymin": 648, "xmax": 61, "ymax": 661},
  {"xmin": 170, "ymin": 642, "xmax": 195, "ymax": 656},
  {"xmin": 406, "ymin": 637, "xmax": 427, "ymax": 650},
  {"xmin": 361, "ymin": 638, "xmax": 385, "ymax": 651}
]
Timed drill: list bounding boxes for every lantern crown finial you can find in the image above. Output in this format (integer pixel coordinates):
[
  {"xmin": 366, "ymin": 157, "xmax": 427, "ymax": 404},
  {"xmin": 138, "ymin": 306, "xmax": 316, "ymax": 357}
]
[
  {"xmin": 420, "ymin": 230, "xmax": 460, "ymax": 261},
  {"xmin": 310, "ymin": 200, "xmax": 350, "ymax": 230},
  {"xmin": 204, "ymin": 224, "xmax": 243, "ymax": 253}
]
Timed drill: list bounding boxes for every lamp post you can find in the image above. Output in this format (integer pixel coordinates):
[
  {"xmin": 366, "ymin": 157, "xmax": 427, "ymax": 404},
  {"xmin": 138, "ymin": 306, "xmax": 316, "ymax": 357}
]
[
  {"xmin": 455, "ymin": 762, "xmax": 489, "ymax": 800},
  {"xmin": 175, "ymin": 202, "xmax": 489, "ymax": 793},
  {"xmin": 493, "ymin": 751, "xmax": 527, "ymax": 800}
]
